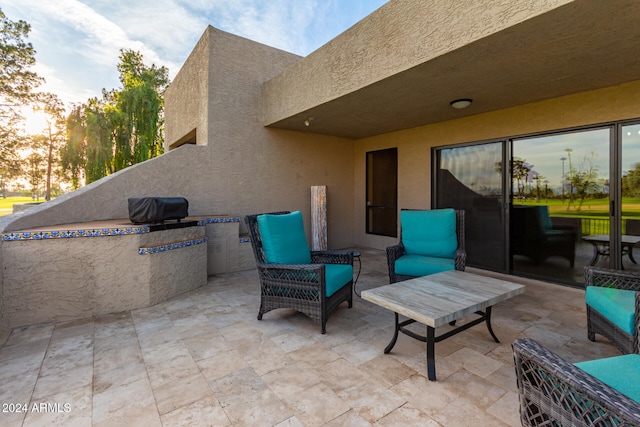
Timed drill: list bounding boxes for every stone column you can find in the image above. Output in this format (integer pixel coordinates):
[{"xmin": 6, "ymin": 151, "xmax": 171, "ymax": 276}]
[{"xmin": 311, "ymin": 185, "xmax": 327, "ymax": 250}]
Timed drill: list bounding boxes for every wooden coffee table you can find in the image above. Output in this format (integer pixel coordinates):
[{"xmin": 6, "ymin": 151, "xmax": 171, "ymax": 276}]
[{"xmin": 361, "ymin": 270, "xmax": 525, "ymax": 381}]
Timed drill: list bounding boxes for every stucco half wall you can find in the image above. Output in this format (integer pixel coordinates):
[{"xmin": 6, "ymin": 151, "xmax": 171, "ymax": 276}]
[{"xmin": 0, "ymin": 144, "xmax": 210, "ymax": 233}]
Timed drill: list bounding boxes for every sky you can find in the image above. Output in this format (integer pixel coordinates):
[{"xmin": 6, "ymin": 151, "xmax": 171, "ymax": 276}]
[{"xmin": 2, "ymin": 0, "xmax": 388, "ymax": 108}]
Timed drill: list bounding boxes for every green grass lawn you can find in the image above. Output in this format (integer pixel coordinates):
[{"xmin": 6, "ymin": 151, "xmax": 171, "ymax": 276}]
[
  {"xmin": 517, "ymin": 197, "xmax": 640, "ymax": 215},
  {"xmin": 0, "ymin": 196, "xmax": 43, "ymax": 216},
  {"xmin": 515, "ymin": 197, "xmax": 640, "ymax": 235}
]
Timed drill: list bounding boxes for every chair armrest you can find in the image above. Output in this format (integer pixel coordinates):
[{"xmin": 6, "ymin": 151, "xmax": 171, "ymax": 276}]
[
  {"xmin": 454, "ymin": 248, "xmax": 466, "ymax": 271},
  {"xmin": 512, "ymin": 338, "xmax": 640, "ymax": 426},
  {"xmin": 257, "ymin": 263, "xmax": 326, "ymax": 288},
  {"xmin": 310, "ymin": 250, "xmax": 353, "ymax": 265},
  {"xmin": 585, "ymin": 266, "xmax": 640, "ymax": 291},
  {"xmin": 386, "ymin": 244, "xmax": 404, "ymax": 281},
  {"xmin": 386, "ymin": 244, "xmax": 404, "ymax": 264}
]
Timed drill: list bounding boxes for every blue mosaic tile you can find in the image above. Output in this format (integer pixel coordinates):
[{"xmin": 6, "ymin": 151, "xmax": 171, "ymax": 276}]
[
  {"xmin": 138, "ymin": 236, "xmax": 208, "ymax": 255},
  {"xmin": 197, "ymin": 217, "xmax": 241, "ymax": 225},
  {"xmin": 2, "ymin": 225, "xmax": 150, "ymax": 241}
]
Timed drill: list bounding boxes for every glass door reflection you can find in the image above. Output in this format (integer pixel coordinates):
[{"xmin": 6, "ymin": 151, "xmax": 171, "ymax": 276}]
[
  {"xmin": 436, "ymin": 142, "xmax": 505, "ymax": 271},
  {"xmin": 511, "ymin": 129, "xmax": 610, "ymax": 285}
]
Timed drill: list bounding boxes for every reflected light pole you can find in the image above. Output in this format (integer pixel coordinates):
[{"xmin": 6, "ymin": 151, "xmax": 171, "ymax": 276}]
[{"xmin": 560, "ymin": 157, "xmax": 567, "ymax": 203}]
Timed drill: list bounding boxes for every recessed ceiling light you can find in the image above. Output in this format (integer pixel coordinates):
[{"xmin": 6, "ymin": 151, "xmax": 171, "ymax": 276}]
[{"xmin": 450, "ymin": 99, "xmax": 472, "ymax": 109}]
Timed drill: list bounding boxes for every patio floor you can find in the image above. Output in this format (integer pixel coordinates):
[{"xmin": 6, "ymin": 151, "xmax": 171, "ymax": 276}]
[{"xmin": 0, "ymin": 247, "xmax": 622, "ymax": 426}]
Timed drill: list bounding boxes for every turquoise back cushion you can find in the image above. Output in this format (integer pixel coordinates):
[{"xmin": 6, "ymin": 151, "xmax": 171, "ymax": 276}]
[
  {"xmin": 257, "ymin": 211, "xmax": 312, "ymax": 264},
  {"xmin": 401, "ymin": 209, "xmax": 457, "ymax": 258},
  {"xmin": 575, "ymin": 354, "xmax": 640, "ymax": 402},
  {"xmin": 537, "ymin": 206, "xmax": 553, "ymax": 231},
  {"xmin": 585, "ymin": 286, "xmax": 635, "ymax": 335}
]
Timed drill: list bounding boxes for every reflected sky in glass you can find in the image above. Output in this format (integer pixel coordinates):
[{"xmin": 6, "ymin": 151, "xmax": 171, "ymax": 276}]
[
  {"xmin": 440, "ymin": 143, "xmax": 502, "ymax": 195},
  {"xmin": 440, "ymin": 124, "xmax": 640, "ymax": 196},
  {"xmin": 514, "ymin": 129, "xmax": 610, "ymax": 193}
]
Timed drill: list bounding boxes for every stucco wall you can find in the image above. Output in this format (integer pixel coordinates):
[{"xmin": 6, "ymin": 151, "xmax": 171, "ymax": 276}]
[
  {"xmin": 165, "ymin": 27, "xmax": 356, "ymax": 249},
  {"xmin": 263, "ymin": 0, "xmax": 571, "ymax": 125},
  {"xmin": 353, "ymin": 79, "xmax": 640, "ymax": 250},
  {"xmin": 164, "ymin": 28, "xmax": 210, "ymax": 148}
]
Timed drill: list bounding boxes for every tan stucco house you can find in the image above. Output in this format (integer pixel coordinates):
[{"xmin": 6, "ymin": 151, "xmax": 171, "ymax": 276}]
[{"xmin": 2, "ymin": 0, "xmax": 640, "ymax": 332}]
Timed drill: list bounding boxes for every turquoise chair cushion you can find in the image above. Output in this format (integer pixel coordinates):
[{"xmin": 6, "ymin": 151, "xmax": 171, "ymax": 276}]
[
  {"xmin": 538, "ymin": 206, "xmax": 553, "ymax": 231},
  {"xmin": 324, "ymin": 264, "xmax": 353, "ymax": 297},
  {"xmin": 575, "ymin": 354, "xmax": 640, "ymax": 402},
  {"xmin": 257, "ymin": 211, "xmax": 312, "ymax": 264},
  {"xmin": 394, "ymin": 254, "xmax": 455, "ymax": 277},
  {"xmin": 401, "ymin": 209, "xmax": 457, "ymax": 258},
  {"xmin": 585, "ymin": 286, "xmax": 635, "ymax": 335}
]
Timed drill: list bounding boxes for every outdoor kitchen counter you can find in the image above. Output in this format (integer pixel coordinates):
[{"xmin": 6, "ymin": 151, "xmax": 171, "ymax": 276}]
[{"xmin": 0, "ymin": 217, "xmax": 217, "ymax": 328}]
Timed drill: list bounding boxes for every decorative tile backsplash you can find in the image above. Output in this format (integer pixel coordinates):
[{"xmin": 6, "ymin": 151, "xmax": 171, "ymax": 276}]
[
  {"xmin": 197, "ymin": 217, "xmax": 241, "ymax": 225},
  {"xmin": 2, "ymin": 217, "xmax": 242, "ymax": 242},
  {"xmin": 2, "ymin": 226, "xmax": 149, "ymax": 241},
  {"xmin": 138, "ymin": 236, "xmax": 208, "ymax": 255}
]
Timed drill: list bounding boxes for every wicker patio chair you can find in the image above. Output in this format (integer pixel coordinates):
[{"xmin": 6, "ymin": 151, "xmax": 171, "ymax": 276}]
[
  {"xmin": 511, "ymin": 205, "xmax": 576, "ymax": 267},
  {"xmin": 585, "ymin": 266, "xmax": 640, "ymax": 354},
  {"xmin": 386, "ymin": 208, "xmax": 466, "ymax": 284},
  {"xmin": 245, "ymin": 211, "xmax": 353, "ymax": 334},
  {"xmin": 513, "ymin": 338, "xmax": 640, "ymax": 427}
]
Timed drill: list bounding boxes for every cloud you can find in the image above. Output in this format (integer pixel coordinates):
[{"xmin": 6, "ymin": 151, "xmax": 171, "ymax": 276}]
[
  {"xmin": 2, "ymin": 0, "xmax": 388, "ymax": 107},
  {"xmin": 176, "ymin": 0, "xmax": 322, "ymax": 55}
]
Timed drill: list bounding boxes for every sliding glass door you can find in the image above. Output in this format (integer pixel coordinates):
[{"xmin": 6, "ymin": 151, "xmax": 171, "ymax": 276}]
[
  {"xmin": 435, "ymin": 142, "xmax": 506, "ymax": 271},
  {"xmin": 434, "ymin": 120, "xmax": 640, "ymax": 286},
  {"xmin": 511, "ymin": 129, "xmax": 611, "ymax": 284}
]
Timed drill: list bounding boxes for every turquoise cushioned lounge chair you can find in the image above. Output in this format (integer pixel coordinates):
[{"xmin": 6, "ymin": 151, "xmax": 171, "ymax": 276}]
[
  {"xmin": 244, "ymin": 211, "xmax": 353, "ymax": 334},
  {"xmin": 585, "ymin": 266, "xmax": 640, "ymax": 354},
  {"xmin": 386, "ymin": 208, "xmax": 466, "ymax": 284},
  {"xmin": 513, "ymin": 338, "xmax": 640, "ymax": 426}
]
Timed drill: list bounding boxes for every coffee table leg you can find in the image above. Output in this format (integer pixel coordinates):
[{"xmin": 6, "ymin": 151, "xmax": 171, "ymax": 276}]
[
  {"xmin": 384, "ymin": 312, "xmax": 400, "ymax": 354},
  {"xmin": 485, "ymin": 306, "xmax": 500, "ymax": 343},
  {"xmin": 427, "ymin": 326, "xmax": 436, "ymax": 381},
  {"xmin": 589, "ymin": 242, "xmax": 599, "ymax": 266}
]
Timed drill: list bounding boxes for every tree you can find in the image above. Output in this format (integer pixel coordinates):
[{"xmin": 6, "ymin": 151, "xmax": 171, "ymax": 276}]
[
  {"xmin": 60, "ymin": 105, "xmax": 86, "ymax": 190},
  {"xmin": 0, "ymin": 8, "xmax": 42, "ymax": 120},
  {"xmin": 623, "ymin": 163, "xmax": 640, "ymax": 198},
  {"xmin": 569, "ymin": 151, "xmax": 599, "ymax": 210},
  {"xmin": 511, "ymin": 158, "xmax": 533, "ymax": 199},
  {"xmin": 28, "ymin": 93, "xmax": 67, "ymax": 200},
  {"xmin": 0, "ymin": 8, "xmax": 43, "ymax": 192},
  {"xmin": 26, "ymin": 152, "xmax": 45, "ymax": 199},
  {"xmin": 115, "ymin": 50, "xmax": 168, "ymax": 164},
  {"xmin": 62, "ymin": 49, "xmax": 168, "ymax": 184}
]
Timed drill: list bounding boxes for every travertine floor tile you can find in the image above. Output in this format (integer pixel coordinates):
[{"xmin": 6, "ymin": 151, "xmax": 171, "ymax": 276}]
[
  {"xmin": 92, "ymin": 378, "xmax": 161, "ymax": 427},
  {"xmin": 160, "ymin": 397, "xmax": 231, "ymax": 427},
  {"xmin": 0, "ymin": 248, "xmax": 619, "ymax": 426},
  {"xmin": 375, "ymin": 403, "xmax": 441, "ymax": 427}
]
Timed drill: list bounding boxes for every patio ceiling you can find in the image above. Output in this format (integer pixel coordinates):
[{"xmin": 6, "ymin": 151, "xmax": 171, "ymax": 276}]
[{"xmin": 266, "ymin": 0, "xmax": 640, "ymax": 139}]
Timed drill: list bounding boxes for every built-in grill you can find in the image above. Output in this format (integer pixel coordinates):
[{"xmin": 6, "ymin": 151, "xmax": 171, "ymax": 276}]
[{"xmin": 128, "ymin": 197, "xmax": 189, "ymax": 225}]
